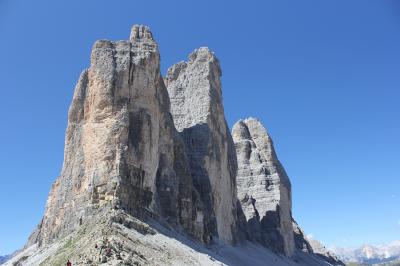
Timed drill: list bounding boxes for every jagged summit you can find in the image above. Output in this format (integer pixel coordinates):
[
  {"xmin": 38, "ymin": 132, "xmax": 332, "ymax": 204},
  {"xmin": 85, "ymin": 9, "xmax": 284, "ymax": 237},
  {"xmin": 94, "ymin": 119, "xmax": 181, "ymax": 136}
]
[
  {"xmin": 188, "ymin": 47, "xmax": 220, "ymax": 67},
  {"xmin": 130, "ymin": 25, "xmax": 154, "ymax": 41},
  {"xmin": 7, "ymin": 25, "xmax": 343, "ymax": 266},
  {"xmin": 29, "ymin": 23, "xmax": 203, "ymax": 247},
  {"xmin": 165, "ymin": 46, "xmax": 223, "ymax": 130}
]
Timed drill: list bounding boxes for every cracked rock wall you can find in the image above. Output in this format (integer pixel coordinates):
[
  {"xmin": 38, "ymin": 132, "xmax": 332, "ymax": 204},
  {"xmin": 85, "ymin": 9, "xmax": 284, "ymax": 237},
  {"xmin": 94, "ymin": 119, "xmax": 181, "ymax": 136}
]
[
  {"xmin": 25, "ymin": 25, "xmax": 338, "ymax": 264},
  {"xmin": 31, "ymin": 25, "xmax": 205, "ymax": 246},
  {"xmin": 165, "ymin": 48, "xmax": 239, "ymax": 244},
  {"xmin": 232, "ymin": 118, "xmax": 295, "ymax": 256}
]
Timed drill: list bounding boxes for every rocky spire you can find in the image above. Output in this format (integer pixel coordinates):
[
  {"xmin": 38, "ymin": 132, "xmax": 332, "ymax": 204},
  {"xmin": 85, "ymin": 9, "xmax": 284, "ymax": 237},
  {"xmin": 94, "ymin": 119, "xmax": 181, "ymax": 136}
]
[
  {"xmin": 31, "ymin": 25, "xmax": 206, "ymax": 246},
  {"xmin": 232, "ymin": 118, "xmax": 295, "ymax": 256},
  {"xmin": 16, "ymin": 24, "xmax": 345, "ymax": 266},
  {"xmin": 165, "ymin": 47, "xmax": 239, "ymax": 244}
]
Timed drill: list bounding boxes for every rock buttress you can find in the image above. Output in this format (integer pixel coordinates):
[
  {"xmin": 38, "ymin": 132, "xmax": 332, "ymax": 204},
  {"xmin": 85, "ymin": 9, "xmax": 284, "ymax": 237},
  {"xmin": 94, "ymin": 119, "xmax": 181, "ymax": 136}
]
[
  {"xmin": 33, "ymin": 25, "xmax": 206, "ymax": 245},
  {"xmin": 232, "ymin": 118, "xmax": 295, "ymax": 256},
  {"xmin": 165, "ymin": 47, "xmax": 239, "ymax": 244}
]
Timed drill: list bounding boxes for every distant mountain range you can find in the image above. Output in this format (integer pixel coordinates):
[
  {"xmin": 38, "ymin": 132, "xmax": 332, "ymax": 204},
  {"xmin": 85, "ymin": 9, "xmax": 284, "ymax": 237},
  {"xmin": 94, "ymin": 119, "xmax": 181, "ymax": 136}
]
[
  {"xmin": 330, "ymin": 241, "xmax": 400, "ymax": 265},
  {"xmin": 0, "ymin": 254, "xmax": 11, "ymax": 264}
]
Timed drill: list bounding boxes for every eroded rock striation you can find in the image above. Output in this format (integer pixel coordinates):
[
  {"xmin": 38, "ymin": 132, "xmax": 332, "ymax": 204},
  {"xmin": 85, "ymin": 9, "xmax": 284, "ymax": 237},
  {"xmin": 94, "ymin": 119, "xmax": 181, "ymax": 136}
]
[
  {"xmin": 232, "ymin": 118, "xmax": 295, "ymax": 256},
  {"xmin": 165, "ymin": 47, "xmax": 239, "ymax": 243},
  {"xmin": 16, "ymin": 25, "xmax": 344, "ymax": 266},
  {"xmin": 30, "ymin": 25, "xmax": 207, "ymax": 246}
]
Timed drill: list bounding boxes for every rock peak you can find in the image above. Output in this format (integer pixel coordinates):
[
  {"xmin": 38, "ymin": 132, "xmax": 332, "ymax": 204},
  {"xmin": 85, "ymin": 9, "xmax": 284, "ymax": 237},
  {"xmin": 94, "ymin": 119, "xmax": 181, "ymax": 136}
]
[
  {"xmin": 187, "ymin": 47, "xmax": 221, "ymax": 76},
  {"xmin": 233, "ymin": 117, "xmax": 295, "ymax": 256},
  {"xmin": 165, "ymin": 47, "xmax": 223, "ymax": 131},
  {"xmin": 189, "ymin": 47, "xmax": 212, "ymax": 60},
  {"xmin": 130, "ymin": 24, "xmax": 154, "ymax": 42},
  {"xmin": 166, "ymin": 47, "xmax": 238, "ymax": 244},
  {"xmin": 15, "ymin": 25, "xmax": 344, "ymax": 266},
  {"xmin": 232, "ymin": 119, "xmax": 252, "ymax": 141},
  {"xmin": 233, "ymin": 117, "xmax": 272, "ymax": 141}
]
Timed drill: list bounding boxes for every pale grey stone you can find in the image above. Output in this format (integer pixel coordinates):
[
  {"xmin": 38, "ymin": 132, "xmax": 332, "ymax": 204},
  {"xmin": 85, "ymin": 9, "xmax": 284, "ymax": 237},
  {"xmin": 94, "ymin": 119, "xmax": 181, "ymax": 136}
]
[
  {"xmin": 19, "ymin": 24, "xmax": 343, "ymax": 266},
  {"xmin": 33, "ymin": 25, "xmax": 206, "ymax": 246},
  {"xmin": 165, "ymin": 47, "xmax": 239, "ymax": 244},
  {"xmin": 232, "ymin": 118, "xmax": 295, "ymax": 256}
]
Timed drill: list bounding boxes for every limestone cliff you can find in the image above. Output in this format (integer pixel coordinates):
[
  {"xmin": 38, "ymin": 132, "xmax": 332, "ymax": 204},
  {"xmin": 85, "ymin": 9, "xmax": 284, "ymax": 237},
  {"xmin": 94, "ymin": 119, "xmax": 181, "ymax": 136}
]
[
  {"xmin": 232, "ymin": 118, "xmax": 343, "ymax": 265},
  {"xmin": 232, "ymin": 118, "xmax": 295, "ymax": 256},
  {"xmin": 165, "ymin": 47, "xmax": 239, "ymax": 244},
  {"xmin": 13, "ymin": 25, "xmax": 344, "ymax": 266},
  {"xmin": 30, "ymin": 25, "xmax": 206, "ymax": 246}
]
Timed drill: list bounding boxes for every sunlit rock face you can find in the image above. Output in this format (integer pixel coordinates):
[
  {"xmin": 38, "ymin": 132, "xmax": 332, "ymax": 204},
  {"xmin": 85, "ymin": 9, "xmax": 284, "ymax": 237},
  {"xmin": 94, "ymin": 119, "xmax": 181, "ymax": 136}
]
[
  {"xmin": 165, "ymin": 47, "xmax": 239, "ymax": 243},
  {"xmin": 232, "ymin": 118, "xmax": 295, "ymax": 256},
  {"xmin": 20, "ymin": 24, "xmax": 345, "ymax": 266},
  {"xmin": 30, "ymin": 25, "xmax": 206, "ymax": 246}
]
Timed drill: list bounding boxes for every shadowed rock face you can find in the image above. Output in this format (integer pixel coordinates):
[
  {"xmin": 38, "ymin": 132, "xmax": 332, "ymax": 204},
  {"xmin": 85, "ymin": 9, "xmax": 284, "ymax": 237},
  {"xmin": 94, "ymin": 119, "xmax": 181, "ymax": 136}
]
[
  {"xmin": 165, "ymin": 48, "xmax": 239, "ymax": 244},
  {"xmin": 232, "ymin": 118, "xmax": 295, "ymax": 256},
  {"xmin": 293, "ymin": 219, "xmax": 313, "ymax": 253},
  {"xmin": 30, "ymin": 25, "xmax": 206, "ymax": 246},
  {"xmin": 20, "ymin": 24, "xmax": 344, "ymax": 266}
]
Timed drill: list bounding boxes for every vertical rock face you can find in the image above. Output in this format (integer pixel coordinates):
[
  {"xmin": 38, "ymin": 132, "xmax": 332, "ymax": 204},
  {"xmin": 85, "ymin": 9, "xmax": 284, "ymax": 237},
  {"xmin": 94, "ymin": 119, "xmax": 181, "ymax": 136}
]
[
  {"xmin": 21, "ymin": 25, "xmax": 342, "ymax": 266},
  {"xmin": 232, "ymin": 118, "xmax": 295, "ymax": 256},
  {"xmin": 165, "ymin": 47, "xmax": 238, "ymax": 243},
  {"xmin": 33, "ymin": 25, "xmax": 205, "ymax": 245}
]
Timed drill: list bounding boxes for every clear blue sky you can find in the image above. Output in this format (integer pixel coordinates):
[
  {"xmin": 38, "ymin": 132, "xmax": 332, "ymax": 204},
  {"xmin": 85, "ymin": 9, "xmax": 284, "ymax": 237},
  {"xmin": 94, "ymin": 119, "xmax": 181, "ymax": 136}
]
[{"xmin": 0, "ymin": 0, "xmax": 399, "ymax": 255}]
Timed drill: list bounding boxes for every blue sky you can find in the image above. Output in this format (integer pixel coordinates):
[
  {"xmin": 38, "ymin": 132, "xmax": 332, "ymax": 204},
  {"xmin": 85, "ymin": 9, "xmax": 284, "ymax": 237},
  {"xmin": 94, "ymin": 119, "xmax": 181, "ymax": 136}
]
[{"xmin": 0, "ymin": 0, "xmax": 399, "ymax": 255}]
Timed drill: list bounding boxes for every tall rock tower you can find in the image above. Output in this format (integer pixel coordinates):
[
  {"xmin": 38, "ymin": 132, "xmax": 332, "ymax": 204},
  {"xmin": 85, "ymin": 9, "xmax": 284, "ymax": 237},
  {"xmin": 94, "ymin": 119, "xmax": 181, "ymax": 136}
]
[
  {"xmin": 232, "ymin": 118, "xmax": 295, "ymax": 256},
  {"xmin": 165, "ymin": 48, "xmax": 239, "ymax": 243},
  {"xmin": 8, "ymin": 25, "xmax": 345, "ymax": 266},
  {"xmin": 31, "ymin": 25, "xmax": 206, "ymax": 245}
]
